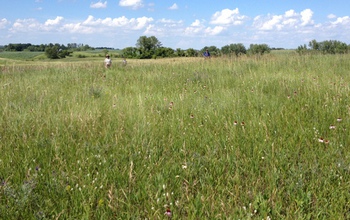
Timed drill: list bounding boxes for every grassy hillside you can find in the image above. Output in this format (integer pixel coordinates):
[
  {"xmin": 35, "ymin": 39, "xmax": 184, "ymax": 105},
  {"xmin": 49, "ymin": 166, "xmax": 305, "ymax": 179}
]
[{"xmin": 1, "ymin": 54, "xmax": 350, "ymax": 219}]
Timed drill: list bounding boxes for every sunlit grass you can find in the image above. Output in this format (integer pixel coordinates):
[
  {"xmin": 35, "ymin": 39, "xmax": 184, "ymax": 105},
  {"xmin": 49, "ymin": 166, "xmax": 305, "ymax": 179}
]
[{"xmin": 1, "ymin": 53, "xmax": 350, "ymax": 219}]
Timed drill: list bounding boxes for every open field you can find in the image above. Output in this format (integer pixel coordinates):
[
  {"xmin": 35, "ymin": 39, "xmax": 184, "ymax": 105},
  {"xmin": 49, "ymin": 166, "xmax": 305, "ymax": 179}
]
[{"xmin": 1, "ymin": 53, "xmax": 350, "ymax": 219}]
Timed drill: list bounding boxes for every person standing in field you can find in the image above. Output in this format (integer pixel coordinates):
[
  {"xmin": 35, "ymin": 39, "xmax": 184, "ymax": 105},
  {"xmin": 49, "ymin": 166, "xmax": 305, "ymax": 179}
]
[
  {"xmin": 104, "ymin": 54, "xmax": 112, "ymax": 68},
  {"xmin": 203, "ymin": 49, "xmax": 211, "ymax": 58}
]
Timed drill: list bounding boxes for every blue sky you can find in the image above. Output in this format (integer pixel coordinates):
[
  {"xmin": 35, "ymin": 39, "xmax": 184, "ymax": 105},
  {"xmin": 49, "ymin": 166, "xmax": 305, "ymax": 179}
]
[{"xmin": 1, "ymin": 0, "xmax": 350, "ymax": 49}]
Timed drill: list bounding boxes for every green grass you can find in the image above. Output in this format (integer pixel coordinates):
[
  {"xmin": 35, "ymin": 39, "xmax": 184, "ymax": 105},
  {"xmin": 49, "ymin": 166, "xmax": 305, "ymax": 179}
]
[
  {"xmin": 0, "ymin": 51, "xmax": 45, "ymax": 60},
  {"xmin": 1, "ymin": 54, "xmax": 350, "ymax": 219}
]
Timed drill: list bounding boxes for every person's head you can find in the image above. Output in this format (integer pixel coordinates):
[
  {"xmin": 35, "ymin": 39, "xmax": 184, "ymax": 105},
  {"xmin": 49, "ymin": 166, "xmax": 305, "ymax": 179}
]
[{"xmin": 106, "ymin": 54, "xmax": 110, "ymax": 58}]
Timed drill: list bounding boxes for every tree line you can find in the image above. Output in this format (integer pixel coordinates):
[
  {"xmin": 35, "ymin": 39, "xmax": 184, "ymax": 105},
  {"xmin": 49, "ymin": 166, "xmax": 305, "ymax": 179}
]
[
  {"xmin": 297, "ymin": 39, "xmax": 350, "ymax": 55},
  {"xmin": 2, "ymin": 43, "xmax": 95, "ymax": 59},
  {"xmin": 2, "ymin": 37, "xmax": 349, "ymax": 59},
  {"xmin": 121, "ymin": 36, "xmax": 271, "ymax": 59}
]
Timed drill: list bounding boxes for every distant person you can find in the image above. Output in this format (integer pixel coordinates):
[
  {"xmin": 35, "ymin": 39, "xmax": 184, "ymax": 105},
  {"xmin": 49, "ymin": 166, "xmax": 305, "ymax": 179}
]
[
  {"xmin": 104, "ymin": 54, "xmax": 112, "ymax": 68},
  {"xmin": 203, "ymin": 49, "xmax": 211, "ymax": 58},
  {"xmin": 122, "ymin": 57, "xmax": 127, "ymax": 66}
]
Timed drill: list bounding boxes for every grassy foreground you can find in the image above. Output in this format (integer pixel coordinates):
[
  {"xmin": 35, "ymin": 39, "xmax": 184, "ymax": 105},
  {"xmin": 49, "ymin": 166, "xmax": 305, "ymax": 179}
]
[{"xmin": 1, "ymin": 53, "xmax": 350, "ymax": 219}]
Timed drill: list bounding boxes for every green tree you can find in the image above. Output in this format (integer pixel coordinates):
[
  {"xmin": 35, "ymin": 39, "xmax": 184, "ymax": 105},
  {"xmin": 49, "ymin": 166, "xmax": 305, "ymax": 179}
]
[
  {"xmin": 296, "ymin": 44, "xmax": 308, "ymax": 55},
  {"xmin": 221, "ymin": 43, "xmax": 246, "ymax": 56},
  {"xmin": 185, "ymin": 48, "xmax": 197, "ymax": 57},
  {"xmin": 45, "ymin": 45, "xmax": 71, "ymax": 59},
  {"xmin": 201, "ymin": 46, "xmax": 220, "ymax": 57},
  {"xmin": 175, "ymin": 48, "xmax": 185, "ymax": 57},
  {"xmin": 136, "ymin": 36, "xmax": 162, "ymax": 59},
  {"xmin": 154, "ymin": 47, "xmax": 175, "ymax": 58},
  {"xmin": 122, "ymin": 47, "xmax": 138, "ymax": 58},
  {"xmin": 248, "ymin": 44, "xmax": 271, "ymax": 55}
]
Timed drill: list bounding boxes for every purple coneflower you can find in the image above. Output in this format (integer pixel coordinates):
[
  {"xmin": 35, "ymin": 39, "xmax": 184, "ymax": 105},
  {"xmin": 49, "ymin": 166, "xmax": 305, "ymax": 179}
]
[{"xmin": 165, "ymin": 208, "xmax": 172, "ymax": 217}]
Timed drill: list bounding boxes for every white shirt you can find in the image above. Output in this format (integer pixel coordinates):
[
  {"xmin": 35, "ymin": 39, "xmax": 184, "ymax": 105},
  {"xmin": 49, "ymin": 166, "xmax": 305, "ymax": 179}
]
[{"xmin": 104, "ymin": 58, "xmax": 111, "ymax": 66}]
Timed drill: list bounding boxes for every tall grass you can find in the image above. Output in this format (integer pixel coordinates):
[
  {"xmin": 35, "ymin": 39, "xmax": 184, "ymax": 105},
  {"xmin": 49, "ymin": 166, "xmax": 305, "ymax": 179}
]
[{"xmin": 1, "ymin": 54, "xmax": 350, "ymax": 219}]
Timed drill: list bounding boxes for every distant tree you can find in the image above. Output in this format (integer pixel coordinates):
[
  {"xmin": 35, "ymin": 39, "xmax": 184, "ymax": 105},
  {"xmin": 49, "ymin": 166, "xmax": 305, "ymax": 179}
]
[
  {"xmin": 297, "ymin": 39, "xmax": 349, "ymax": 55},
  {"xmin": 248, "ymin": 44, "xmax": 271, "ymax": 55},
  {"xmin": 154, "ymin": 47, "xmax": 175, "ymax": 58},
  {"xmin": 45, "ymin": 44, "xmax": 71, "ymax": 59},
  {"xmin": 201, "ymin": 46, "xmax": 220, "ymax": 56},
  {"xmin": 296, "ymin": 44, "xmax": 308, "ymax": 55},
  {"xmin": 136, "ymin": 36, "xmax": 162, "ymax": 59},
  {"xmin": 122, "ymin": 47, "xmax": 138, "ymax": 58},
  {"xmin": 185, "ymin": 48, "xmax": 197, "ymax": 57},
  {"xmin": 308, "ymin": 39, "xmax": 320, "ymax": 50},
  {"xmin": 221, "ymin": 43, "xmax": 246, "ymax": 56},
  {"xmin": 175, "ymin": 48, "xmax": 185, "ymax": 57}
]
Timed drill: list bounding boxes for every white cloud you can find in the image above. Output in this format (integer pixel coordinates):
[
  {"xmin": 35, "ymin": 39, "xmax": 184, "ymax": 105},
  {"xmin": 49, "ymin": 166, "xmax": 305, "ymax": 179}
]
[
  {"xmin": 0, "ymin": 18, "xmax": 10, "ymax": 29},
  {"xmin": 131, "ymin": 16, "xmax": 154, "ymax": 30},
  {"xmin": 45, "ymin": 16, "xmax": 64, "ymax": 26},
  {"xmin": 327, "ymin": 14, "xmax": 336, "ymax": 19},
  {"xmin": 168, "ymin": 3, "xmax": 178, "ymax": 10},
  {"xmin": 331, "ymin": 16, "xmax": 350, "ymax": 25},
  {"xmin": 184, "ymin": 19, "xmax": 205, "ymax": 35},
  {"xmin": 11, "ymin": 19, "xmax": 38, "ymax": 31},
  {"xmin": 90, "ymin": 1, "xmax": 107, "ymax": 9},
  {"xmin": 205, "ymin": 26, "xmax": 225, "ymax": 35},
  {"xmin": 63, "ymin": 23, "xmax": 94, "ymax": 34},
  {"xmin": 210, "ymin": 8, "xmax": 247, "ymax": 26},
  {"xmin": 285, "ymin": 9, "xmax": 297, "ymax": 18},
  {"xmin": 81, "ymin": 15, "xmax": 153, "ymax": 30},
  {"xmin": 254, "ymin": 9, "xmax": 315, "ymax": 31},
  {"xmin": 261, "ymin": 15, "xmax": 283, "ymax": 30},
  {"xmin": 119, "ymin": 0, "xmax": 143, "ymax": 9},
  {"xmin": 300, "ymin": 9, "xmax": 314, "ymax": 26}
]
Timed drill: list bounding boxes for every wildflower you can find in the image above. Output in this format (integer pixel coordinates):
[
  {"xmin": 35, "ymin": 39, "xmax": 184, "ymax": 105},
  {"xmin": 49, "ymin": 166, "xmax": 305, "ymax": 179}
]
[
  {"xmin": 182, "ymin": 164, "xmax": 187, "ymax": 169},
  {"xmin": 337, "ymin": 118, "xmax": 342, "ymax": 122},
  {"xmin": 169, "ymin": 102, "xmax": 174, "ymax": 107},
  {"xmin": 190, "ymin": 114, "xmax": 194, "ymax": 119},
  {"xmin": 98, "ymin": 199, "xmax": 104, "ymax": 207},
  {"xmin": 233, "ymin": 121, "xmax": 238, "ymax": 125},
  {"xmin": 241, "ymin": 121, "xmax": 245, "ymax": 126},
  {"xmin": 165, "ymin": 208, "xmax": 172, "ymax": 217},
  {"xmin": 318, "ymin": 138, "xmax": 324, "ymax": 143},
  {"xmin": 324, "ymin": 140, "xmax": 330, "ymax": 144},
  {"xmin": 287, "ymin": 95, "xmax": 291, "ymax": 99},
  {"xmin": 329, "ymin": 125, "xmax": 336, "ymax": 129}
]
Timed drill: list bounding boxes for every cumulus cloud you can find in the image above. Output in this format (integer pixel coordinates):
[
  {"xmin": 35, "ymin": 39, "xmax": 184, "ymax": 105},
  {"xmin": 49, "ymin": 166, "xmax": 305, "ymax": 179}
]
[
  {"xmin": 210, "ymin": 8, "xmax": 247, "ymax": 26},
  {"xmin": 10, "ymin": 18, "xmax": 42, "ymax": 32},
  {"xmin": 90, "ymin": 1, "xmax": 107, "ymax": 9},
  {"xmin": 63, "ymin": 23, "xmax": 94, "ymax": 34},
  {"xmin": 184, "ymin": 19, "xmax": 205, "ymax": 35},
  {"xmin": 331, "ymin": 16, "xmax": 350, "ymax": 25},
  {"xmin": 168, "ymin": 3, "xmax": 178, "ymax": 10},
  {"xmin": 81, "ymin": 15, "xmax": 153, "ymax": 30},
  {"xmin": 119, "ymin": 0, "xmax": 143, "ymax": 9},
  {"xmin": 300, "ymin": 9, "xmax": 314, "ymax": 26},
  {"xmin": 205, "ymin": 26, "xmax": 225, "ymax": 35},
  {"xmin": 327, "ymin": 14, "xmax": 336, "ymax": 19},
  {"xmin": 253, "ymin": 9, "xmax": 315, "ymax": 31},
  {"xmin": 45, "ymin": 16, "xmax": 64, "ymax": 26},
  {"xmin": 0, "ymin": 18, "xmax": 10, "ymax": 29}
]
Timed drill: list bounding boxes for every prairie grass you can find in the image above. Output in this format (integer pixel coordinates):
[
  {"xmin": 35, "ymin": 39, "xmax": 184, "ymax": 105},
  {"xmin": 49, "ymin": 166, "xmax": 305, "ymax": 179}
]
[{"xmin": 1, "ymin": 53, "xmax": 350, "ymax": 219}]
